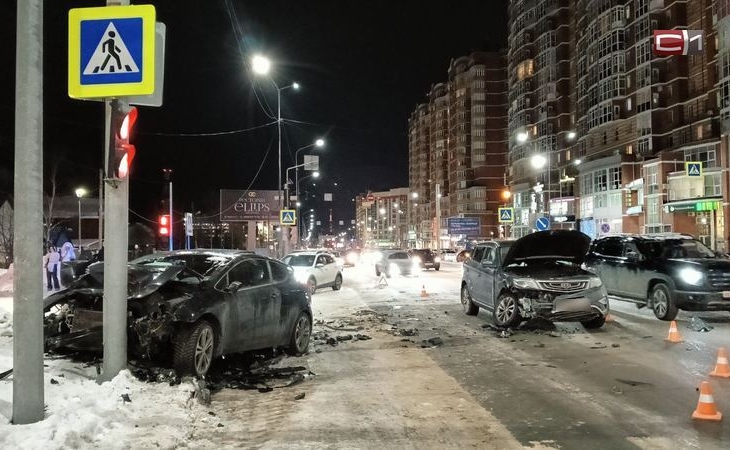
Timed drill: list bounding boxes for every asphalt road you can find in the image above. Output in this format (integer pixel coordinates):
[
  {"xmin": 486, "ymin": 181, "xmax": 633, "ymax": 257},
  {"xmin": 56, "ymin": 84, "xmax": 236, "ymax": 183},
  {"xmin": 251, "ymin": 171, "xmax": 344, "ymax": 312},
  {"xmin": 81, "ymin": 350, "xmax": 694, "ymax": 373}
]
[{"xmin": 202, "ymin": 261, "xmax": 730, "ymax": 449}]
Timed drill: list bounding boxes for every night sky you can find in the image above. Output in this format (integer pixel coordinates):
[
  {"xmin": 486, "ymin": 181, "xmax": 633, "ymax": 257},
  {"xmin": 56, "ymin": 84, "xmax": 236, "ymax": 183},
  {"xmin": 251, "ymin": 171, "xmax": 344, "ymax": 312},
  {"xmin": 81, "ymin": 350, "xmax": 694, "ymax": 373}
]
[{"xmin": 0, "ymin": 0, "xmax": 508, "ymax": 229}]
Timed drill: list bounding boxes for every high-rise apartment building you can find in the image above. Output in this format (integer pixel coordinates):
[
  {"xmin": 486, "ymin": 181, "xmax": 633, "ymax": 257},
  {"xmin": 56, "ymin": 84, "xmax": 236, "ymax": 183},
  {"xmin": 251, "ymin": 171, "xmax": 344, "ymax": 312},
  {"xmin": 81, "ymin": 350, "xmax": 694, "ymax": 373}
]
[{"xmin": 407, "ymin": 52, "xmax": 508, "ymax": 248}]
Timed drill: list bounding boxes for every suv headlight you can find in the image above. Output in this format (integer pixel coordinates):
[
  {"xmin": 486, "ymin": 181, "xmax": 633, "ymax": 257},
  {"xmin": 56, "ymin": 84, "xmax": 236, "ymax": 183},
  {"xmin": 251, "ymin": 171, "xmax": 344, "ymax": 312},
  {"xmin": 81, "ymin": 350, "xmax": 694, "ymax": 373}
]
[
  {"xmin": 513, "ymin": 278, "xmax": 539, "ymax": 290},
  {"xmin": 679, "ymin": 267, "xmax": 703, "ymax": 285},
  {"xmin": 589, "ymin": 277, "xmax": 603, "ymax": 288},
  {"xmin": 434, "ymin": 256, "xmax": 441, "ymax": 263},
  {"xmin": 412, "ymin": 256, "xmax": 422, "ymax": 264}
]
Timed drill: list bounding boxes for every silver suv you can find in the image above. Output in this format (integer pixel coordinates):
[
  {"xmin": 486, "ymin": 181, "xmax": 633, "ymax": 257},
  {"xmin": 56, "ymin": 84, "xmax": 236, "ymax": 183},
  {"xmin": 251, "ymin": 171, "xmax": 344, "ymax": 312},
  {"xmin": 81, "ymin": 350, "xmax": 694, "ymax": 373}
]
[{"xmin": 281, "ymin": 251, "xmax": 343, "ymax": 295}]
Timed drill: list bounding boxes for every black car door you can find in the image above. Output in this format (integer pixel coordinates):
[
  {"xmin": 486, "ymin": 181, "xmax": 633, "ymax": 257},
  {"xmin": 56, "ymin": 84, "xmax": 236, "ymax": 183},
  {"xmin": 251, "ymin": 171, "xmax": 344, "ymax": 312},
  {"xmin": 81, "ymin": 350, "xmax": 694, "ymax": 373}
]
[
  {"xmin": 591, "ymin": 237, "xmax": 624, "ymax": 295},
  {"xmin": 225, "ymin": 259, "xmax": 273, "ymax": 350}
]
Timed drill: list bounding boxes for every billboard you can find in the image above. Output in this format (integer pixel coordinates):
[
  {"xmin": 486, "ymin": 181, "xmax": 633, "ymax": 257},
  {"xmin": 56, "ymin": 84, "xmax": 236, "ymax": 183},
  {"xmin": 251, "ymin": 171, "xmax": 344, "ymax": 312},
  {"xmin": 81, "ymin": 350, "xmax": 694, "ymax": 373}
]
[
  {"xmin": 219, "ymin": 190, "xmax": 280, "ymax": 222},
  {"xmin": 447, "ymin": 217, "xmax": 481, "ymax": 236}
]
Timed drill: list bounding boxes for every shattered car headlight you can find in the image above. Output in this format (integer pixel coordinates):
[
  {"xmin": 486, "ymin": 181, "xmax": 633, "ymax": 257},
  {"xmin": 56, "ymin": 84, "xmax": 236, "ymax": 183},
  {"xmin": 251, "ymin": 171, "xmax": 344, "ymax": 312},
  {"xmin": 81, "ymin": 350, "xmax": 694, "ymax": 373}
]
[
  {"xmin": 589, "ymin": 277, "xmax": 603, "ymax": 288},
  {"xmin": 512, "ymin": 278, "xmax": 540, "ymax": 290},
  {"xmin": 679, "ymin": 267, "xmax": 703, "ymax": 286}
]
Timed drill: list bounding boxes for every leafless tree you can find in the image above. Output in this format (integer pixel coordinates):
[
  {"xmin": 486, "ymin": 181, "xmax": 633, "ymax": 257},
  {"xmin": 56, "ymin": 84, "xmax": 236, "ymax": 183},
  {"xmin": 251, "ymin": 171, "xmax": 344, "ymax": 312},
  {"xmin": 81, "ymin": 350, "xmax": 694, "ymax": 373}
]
[{"xmin": 44, "ymin": 163, "xmax": 60, "ymax": 245}]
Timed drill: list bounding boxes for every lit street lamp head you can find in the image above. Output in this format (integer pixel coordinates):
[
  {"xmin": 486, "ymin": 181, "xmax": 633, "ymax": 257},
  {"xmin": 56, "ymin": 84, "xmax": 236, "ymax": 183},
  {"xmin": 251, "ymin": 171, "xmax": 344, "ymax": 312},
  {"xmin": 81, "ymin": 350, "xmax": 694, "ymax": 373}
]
[
  {"xmin": 75, "ymin": 187, "xmax": 87, "ymax": 198},
  {"xmin": 516, "ymin": 131, "xmax": 528, "ymax": 143},
  {"xmin": 315, "ymin": 138, "xmax": 325, "ymax": 147},
  {"xmin": 292, "ymin": 82, "xmax": 300, "ymax": 90},
  {"xmin": 251, "ymin": 54, "xmax": 271, "ymax": 75},
  {"xmin": 313, "ymin": 171, "xmax": 320, "ymax": 178},
  {"xmin": 531, "ymin": 154, "xmax": 547, "ymax": 169}
]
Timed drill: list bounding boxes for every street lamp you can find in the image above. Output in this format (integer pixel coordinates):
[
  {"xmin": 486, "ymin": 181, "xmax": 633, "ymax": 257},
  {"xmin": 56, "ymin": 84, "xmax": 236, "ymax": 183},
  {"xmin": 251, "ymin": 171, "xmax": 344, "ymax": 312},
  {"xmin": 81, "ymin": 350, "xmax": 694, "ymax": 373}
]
[
  {"xmin": 75, "ymin": 187, "xmax": 86, "ymax": 247},
  {"xmin": 295, "ymin": 138, "xmax": 325, "ymax": 206},
  {"xmin": 251, "ymin": 54, "xmax": 300, "ymax": 255},
  {"xmin": 296, "ymin": 171, "xmax": 320, "ymax": 245},
  {"xmin": 531, "ymin": 154, "xmax": 550, "ymax": 214}
]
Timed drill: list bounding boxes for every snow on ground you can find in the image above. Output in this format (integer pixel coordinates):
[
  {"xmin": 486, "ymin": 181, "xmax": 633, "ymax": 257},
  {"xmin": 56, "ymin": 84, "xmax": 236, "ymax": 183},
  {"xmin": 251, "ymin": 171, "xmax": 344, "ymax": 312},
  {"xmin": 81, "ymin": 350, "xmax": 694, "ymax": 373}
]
[{"xmin": 0, "ymin": 292, "xmax": 210, "ymax": 450}]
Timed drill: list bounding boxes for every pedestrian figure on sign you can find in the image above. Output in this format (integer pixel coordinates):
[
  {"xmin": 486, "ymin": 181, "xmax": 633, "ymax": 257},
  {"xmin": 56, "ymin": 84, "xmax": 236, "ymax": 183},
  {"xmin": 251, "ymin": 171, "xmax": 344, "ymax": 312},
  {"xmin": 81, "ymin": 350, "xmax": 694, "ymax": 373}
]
[
  {"xmin": 44, "ymin": 246, "xmax": 61, "ymax": 291},
  {"xmin": 61, "ymin": 240, "xmax": 76, "ymax": 262},
  {"xmin": 100, "ymin": 30, "xmax": 122, "ymax": 72}
]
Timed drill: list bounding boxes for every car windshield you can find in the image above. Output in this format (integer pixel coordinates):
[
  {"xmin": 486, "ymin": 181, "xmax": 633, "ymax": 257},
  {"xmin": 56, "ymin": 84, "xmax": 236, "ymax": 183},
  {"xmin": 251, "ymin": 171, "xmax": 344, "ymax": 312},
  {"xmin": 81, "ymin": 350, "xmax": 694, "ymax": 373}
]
[
  {"xmin": 131, "ymin": 253, "xmax": 234, "ymax": 278},
  {"xmin": 649, "ymin": 239, "xmax": 716, "ymax": 259},
  {"xmin": 283, "ymin": 254, "xmax": 316, "ymax": 267}
]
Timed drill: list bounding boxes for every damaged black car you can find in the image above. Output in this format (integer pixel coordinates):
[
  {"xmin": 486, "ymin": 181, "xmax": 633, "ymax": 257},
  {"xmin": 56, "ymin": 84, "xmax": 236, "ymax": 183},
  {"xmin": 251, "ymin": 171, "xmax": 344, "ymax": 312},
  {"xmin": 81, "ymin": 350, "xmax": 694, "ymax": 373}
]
[
  {"xmin": 43, "ymin": 250, "xmax": 313, "ymax": 377},
  {"xmin": 460, "ymin": 230, "xmax": 609, "ymax": 329}
]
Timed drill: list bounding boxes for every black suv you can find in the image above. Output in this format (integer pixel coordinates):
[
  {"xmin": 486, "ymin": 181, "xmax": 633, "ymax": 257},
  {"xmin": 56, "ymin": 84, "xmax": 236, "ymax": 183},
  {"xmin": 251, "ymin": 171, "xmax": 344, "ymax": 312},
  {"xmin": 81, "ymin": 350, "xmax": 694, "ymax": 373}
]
[
  {"xmin": 409, "ymin": 249, "xmax": 441, "ymax": 271},
  {"xmin": 583, "ymin": 233, "xmax": 730, "ymax": 320}
]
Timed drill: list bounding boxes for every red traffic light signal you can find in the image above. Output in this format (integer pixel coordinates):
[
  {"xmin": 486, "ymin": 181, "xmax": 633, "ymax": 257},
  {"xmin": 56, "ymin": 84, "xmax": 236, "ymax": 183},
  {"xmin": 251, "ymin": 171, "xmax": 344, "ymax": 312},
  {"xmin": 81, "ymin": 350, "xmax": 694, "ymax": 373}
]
[
  {"xmin": 108, "ymin": 102, "xmax": 138, "ymax": 180},
  {"xmin": 158, "ymin": 215, "xmax": 170, "ymax": 236}
]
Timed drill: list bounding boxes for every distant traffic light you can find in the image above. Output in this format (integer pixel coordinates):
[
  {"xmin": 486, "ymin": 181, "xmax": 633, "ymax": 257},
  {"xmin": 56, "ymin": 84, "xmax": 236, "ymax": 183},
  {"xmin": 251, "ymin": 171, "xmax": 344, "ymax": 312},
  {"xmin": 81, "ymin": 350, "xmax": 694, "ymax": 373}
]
[
  {"xmin": 158, "ymin": 215, "xmax": 170, "ymax": 236},
  {"xmin": 108, "ymin": 102, "xmax": 138, "ymax": 180}
]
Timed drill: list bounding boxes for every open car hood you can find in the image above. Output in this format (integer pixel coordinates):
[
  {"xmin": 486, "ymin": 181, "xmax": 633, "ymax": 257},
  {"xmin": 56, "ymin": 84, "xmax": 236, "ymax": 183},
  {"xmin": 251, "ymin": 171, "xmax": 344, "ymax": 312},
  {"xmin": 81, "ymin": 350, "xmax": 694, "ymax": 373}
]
[{"xmin": 502, "ymin": 230, "xmax": 591, "ymax": 267}]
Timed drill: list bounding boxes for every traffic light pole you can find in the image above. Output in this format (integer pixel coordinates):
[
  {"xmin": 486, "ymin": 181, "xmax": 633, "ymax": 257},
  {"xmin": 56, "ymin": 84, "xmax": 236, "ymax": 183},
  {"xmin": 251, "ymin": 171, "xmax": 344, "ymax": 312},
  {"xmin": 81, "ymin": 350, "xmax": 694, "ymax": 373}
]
[{"xmin": 100, "ymin": 98, "xmax": 129, "ymax": 382}]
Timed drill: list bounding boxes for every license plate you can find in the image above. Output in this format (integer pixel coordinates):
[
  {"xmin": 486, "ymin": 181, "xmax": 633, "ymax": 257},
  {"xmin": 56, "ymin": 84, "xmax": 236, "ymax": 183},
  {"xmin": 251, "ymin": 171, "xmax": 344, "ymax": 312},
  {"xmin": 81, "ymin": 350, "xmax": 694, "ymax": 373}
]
[
  {"xmin": 723, "ymin": 291, "xmax": 730, "ymax": 299},
  {"xmin": 553, "ymin": 296, "xmax": 591, "ymax": 313}
]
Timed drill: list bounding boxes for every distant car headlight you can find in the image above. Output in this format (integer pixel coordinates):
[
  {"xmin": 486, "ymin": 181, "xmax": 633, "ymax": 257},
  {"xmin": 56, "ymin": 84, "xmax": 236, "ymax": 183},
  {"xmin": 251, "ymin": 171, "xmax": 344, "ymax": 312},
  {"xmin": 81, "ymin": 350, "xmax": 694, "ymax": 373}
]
[
  {"xmin": 346, "ymin": 253, "xmax": 358, "ymax": 264},
  {"xmin": 434, "ymin": 256, "xmax": 441, "ymax": 263},
  {"xmin": 512, "ymin": 278, "xmax": 540, "ymax": 290},
  {"xmin": 412, "ymin": 256, "xmax": 422, "ymax": 264},
  {"xmin": 679, "ymin": 267, "xmax": 703, "ymax": 285},
  {"xmin": 589, "ymin": 277, "xmax": 603, "ymax": 288}
]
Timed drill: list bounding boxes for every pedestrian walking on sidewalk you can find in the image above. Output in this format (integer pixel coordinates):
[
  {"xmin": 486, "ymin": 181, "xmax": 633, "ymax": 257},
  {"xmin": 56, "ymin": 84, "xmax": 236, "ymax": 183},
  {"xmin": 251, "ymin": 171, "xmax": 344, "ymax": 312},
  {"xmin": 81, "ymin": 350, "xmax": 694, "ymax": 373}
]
[
  {"xmin": 44, "ymin": 246, "xmax": 61, "ymax": 291},
  {"xmin": 61, "ymin": 240, "xmax": 76, "ymax": 262}
]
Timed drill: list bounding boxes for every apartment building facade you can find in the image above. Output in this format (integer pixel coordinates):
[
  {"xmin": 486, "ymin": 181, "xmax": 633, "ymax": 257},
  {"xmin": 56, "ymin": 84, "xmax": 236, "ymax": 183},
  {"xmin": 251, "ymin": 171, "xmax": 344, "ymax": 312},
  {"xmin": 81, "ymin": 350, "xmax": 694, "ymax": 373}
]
[
  {"xmin": 407, "ymin": 52, "xmax": 509, "ymax": 248},
  {"xmin": 354, "ymin": 188, "xmax": 409, "ymax": 248}
]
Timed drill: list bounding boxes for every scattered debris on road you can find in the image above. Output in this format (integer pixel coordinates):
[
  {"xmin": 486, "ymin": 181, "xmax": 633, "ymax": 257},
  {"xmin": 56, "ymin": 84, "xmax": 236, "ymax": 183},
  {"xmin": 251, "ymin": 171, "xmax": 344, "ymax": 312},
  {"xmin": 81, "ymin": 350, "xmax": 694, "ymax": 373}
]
[
  {"xmin": 121, "ymin": 393, "xmax": 132, "ymax": 403},
  {"xmin": 294, "ymin": 392, "xmax": 306, "ymax": 400},
  {"xmin": 398, "ymin": 328, "xmax": 419, "ymax": 336},
  {"xmin": 688, "ymin": 316, "xmax": 714, "ymax": 332},
  {"xmin": 420, "ymin": 337, "xmax": 443, "ymax": 348}
]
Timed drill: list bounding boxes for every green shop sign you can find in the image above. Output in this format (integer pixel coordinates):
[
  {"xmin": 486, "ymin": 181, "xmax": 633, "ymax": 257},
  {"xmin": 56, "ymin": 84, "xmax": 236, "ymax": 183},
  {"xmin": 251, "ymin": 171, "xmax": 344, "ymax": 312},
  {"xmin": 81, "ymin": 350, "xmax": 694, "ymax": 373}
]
[{"xmin": 664, "ymin": 200, "xmax": 720, "ymax": 213}]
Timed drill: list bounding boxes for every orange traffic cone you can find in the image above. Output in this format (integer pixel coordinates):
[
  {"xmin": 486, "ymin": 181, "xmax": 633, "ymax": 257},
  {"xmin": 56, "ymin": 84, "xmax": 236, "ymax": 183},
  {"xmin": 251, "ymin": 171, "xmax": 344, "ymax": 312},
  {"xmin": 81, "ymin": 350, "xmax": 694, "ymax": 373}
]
[
  {"xmin": 692, "ymin": 381, "xmax": 723, "ymax": 421},
  {"xmin": 665, "ymin": 320, "xmax": 684, "ymax": 343},
  {"xmin": 710, "ymin": 348, "xmax": 730, "ymax": 378},
  {"xmin": 420, "ymin": 284, "xmax": 429, "ymax": 298},
  {"xmin": 604, "ymin": 313, "xmax": 615, "ymax": 323}
]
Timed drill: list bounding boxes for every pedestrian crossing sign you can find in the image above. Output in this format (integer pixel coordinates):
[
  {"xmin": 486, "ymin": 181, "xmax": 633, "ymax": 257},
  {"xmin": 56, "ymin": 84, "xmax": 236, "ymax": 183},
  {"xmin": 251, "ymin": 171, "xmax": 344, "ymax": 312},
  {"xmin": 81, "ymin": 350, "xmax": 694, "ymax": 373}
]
[
  {"xmin": 280, "ymin": 209, "xmax": 297, "ymax": 226},
  {"xmin": 68, "ymin": 5, "xmax": 156, "ymax": 99},
  {"xmin": 498, "ymin": 207, "xmax": 514, "ymax": 223},
  {"xmin": 686, "ymin": 161, "xmax": 702, "ymax": 177}
]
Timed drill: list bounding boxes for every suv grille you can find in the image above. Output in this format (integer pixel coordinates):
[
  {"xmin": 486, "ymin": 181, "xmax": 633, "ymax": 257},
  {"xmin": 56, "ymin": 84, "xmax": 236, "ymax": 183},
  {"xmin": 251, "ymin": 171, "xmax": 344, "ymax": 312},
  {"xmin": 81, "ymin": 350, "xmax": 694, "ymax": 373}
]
[
  {"xmin": 538, "ymin": 281, "xmax": 588, "ymax": 293},
  {"xmin": 707, "ymin": 269, "xmax": 730, "ymax": 290}
]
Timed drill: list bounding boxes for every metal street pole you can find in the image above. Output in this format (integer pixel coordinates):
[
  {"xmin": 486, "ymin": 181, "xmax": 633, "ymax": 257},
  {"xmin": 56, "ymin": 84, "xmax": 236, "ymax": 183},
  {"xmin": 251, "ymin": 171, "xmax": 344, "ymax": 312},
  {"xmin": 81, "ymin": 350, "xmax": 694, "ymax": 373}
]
[
  {"xmin": 78, "ymin": 198, "xmax": 82, "ymax": 246},
  {"xmin": 169, "ymin": 180, "xmax": 173, "ymax": 251},
  {"xmin": 435, "ymin": 183, "xmax": 441, "ymax": 251},
  {"xmin": 278, "ymin": 87, "xmax": 286, "ymax": 257},
  {"xmin": 12, "ymin": 0, "xmax": 44, "ymax": 424}
]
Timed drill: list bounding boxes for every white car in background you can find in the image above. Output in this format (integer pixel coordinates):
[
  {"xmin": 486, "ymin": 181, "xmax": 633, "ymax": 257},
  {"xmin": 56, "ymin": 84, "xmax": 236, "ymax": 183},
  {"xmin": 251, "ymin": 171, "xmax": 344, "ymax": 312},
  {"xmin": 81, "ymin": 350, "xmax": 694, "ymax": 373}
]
[{"xmin": 281, "ymin": 251, "xmax": 343, "ymax": 295}]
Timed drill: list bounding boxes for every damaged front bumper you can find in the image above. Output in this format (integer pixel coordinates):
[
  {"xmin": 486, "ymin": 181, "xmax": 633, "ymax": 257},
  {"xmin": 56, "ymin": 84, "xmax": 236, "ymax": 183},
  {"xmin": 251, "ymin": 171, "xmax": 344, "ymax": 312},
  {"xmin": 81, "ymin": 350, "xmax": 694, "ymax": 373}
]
[{"xmin": 516, "ymin": 286, "xmax": 609, "ymax": 322}]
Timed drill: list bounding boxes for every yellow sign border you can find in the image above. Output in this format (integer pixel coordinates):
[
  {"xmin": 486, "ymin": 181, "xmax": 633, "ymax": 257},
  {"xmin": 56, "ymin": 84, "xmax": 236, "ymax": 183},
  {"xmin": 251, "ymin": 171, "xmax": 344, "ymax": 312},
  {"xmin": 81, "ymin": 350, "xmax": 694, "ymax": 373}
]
[
  {"xmin": 498, "ymin": 207, "xmax": 514, "ymax": 223},
  {"xmin": 68, "ymin": 5, "xmax": 156, "ymax": 99},
  {"xmin": 685, "ymin": 161, "xmax": 703, "ymax": 177},
  {"xmin": 280, "ymin": 209, "xmax": 297, "ymax": 226}
]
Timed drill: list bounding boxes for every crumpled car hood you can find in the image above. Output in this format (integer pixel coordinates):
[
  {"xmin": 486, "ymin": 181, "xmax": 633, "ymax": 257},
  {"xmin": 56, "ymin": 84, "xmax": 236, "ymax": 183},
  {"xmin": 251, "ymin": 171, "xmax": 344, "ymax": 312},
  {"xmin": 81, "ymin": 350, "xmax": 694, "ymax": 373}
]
[
  {"xmin": 502, "ymin": 230, "xmax": 591, "ymax": 267},
  {"xmin": 43, "ymin": 264, "xmax": 187, "ymax": 309}
]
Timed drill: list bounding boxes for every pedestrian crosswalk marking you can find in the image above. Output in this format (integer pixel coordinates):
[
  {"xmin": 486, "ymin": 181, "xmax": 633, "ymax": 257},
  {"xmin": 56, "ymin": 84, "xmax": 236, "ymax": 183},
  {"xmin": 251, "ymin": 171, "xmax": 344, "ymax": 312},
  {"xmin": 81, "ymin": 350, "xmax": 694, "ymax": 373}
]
[{"xmin": 83, "ymin": 22, "xmax": 140, "ymax": 75}]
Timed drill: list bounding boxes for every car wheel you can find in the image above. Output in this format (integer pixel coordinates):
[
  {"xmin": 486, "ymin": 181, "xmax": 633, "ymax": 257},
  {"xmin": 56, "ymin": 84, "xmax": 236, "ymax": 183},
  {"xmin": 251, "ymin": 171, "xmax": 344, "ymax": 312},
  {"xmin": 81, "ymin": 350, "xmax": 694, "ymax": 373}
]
[
  {"xmin": 173, "ymin": 320, "xmax": 215, "ymax": 378},
  {"xmin": 332, "ymin": 274, "xmax": 343, "ymax": 290},
  {"xmin": 581, "ymin": 315, "xmax": 606, "ymax": 329},
  {"xmin": 461, "ymin": 285, "xmax": 479, "ymax": 316},
  {"xmin": 285, "ymin": 312, "xmax": 312, "ymax": 356},
  {"xmin": 494, "ymin": 293, "xmax": 521, "ymax": 327},
  {"xmin": 307, "ymin": 277, "xmax": 317, "ymax": 296},
  {"xmin": 650, "ymin": 283, "xmax": 678, "ymax": 321},
  {"xmin": 435, "ymin": 265, "xmax": 440, "ymax": 271}
]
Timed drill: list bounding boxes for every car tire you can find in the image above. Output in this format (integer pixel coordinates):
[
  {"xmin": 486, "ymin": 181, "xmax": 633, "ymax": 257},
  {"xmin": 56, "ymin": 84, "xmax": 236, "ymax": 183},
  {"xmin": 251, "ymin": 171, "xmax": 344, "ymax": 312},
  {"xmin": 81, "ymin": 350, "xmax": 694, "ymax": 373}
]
[
  {"xmin": 581, "ymin": 315, "xmax": 606, "ymax": 329},
  {"xmin": 494, "ymin": 293, "xmax": 521, "ymax": 327},
  {"xmin": 332, "ymin": 274, "xmax": 343, "ymax": 291},
  {"xmin": 307, "ymin": 277, "xmax": 317, "ymax": 296},
  {"xmin": 173, "ymin": 320, "xmax": 215, "ymax": 378},
  {"xmin": 650, "ymin": 283, "xmax": 678, "ymax": 321},
  {"xmin": 285, "ymin": 311, "xmax": 312, "ymax": 356},
  {"xmin": 435, "ymin": 265, "xmax": 440, "ymax": 271},
  {"xmin": 461, "ymin": 285, "xmax": 479, "ymax": 316}
]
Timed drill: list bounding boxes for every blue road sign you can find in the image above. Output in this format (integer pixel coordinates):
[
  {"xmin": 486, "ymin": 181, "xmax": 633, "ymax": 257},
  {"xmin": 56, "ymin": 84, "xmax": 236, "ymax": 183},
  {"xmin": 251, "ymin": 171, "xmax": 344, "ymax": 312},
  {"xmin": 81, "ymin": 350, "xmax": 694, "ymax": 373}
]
[
  {"xmin": 498, "ymin": 207, "xmax": 514, "ymax": 223},
  {"xmin": 280, "ymin": 209, "xmax": 297, "ymax": 226},
  {"xmin": 68, "ymin": 5, "xmax": 156, "ymax": 98},
  {"xmin": 447, "ymin": 217, "xmax": 481, "ymax": 236},
  {"xmin": 535, "ymin": 216, "xmax": 550, "ymax": 231},
  {"xmin": 686, "ymin": 161, "xmax": 702, "ymax": 177}
]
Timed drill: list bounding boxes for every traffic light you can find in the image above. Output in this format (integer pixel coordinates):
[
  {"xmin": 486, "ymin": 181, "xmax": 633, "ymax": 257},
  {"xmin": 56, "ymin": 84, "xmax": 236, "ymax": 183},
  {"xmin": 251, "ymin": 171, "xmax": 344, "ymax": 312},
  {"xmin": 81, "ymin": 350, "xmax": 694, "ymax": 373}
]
[
  {"xmin": 158, "ymin": 215, "xmax": 170, "ymax": 236},
  {"xmin": 108, "ymin": 102, "xmax": 138, "ymax": 180}
]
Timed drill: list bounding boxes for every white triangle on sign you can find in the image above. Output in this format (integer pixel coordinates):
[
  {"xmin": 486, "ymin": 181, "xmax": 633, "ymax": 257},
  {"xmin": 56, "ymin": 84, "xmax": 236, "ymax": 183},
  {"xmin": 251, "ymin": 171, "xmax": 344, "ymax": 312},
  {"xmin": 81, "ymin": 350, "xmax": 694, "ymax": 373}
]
[
  {"xmin": 500, "ymin": 210, "xmax": 511, "ymax": 220},
  {"xmin": 688, "ymin": 165, "xmax": 700, "ymax": 175},
  {"xmin": 83, "ymin": 22, "xmax": 140, "ymax": 75}
]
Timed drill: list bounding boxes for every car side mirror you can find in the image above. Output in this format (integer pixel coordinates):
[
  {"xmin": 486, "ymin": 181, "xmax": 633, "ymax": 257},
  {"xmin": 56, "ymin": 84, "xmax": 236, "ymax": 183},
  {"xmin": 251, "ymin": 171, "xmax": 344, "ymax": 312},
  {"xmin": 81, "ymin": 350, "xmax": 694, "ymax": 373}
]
[
  {"xmin": 316, "ymin": 263, "xmax": 325, "ymax": 268},
  {"xmin": 225, "ymin": 281, "xmax": 243, "ymax": 292}
]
